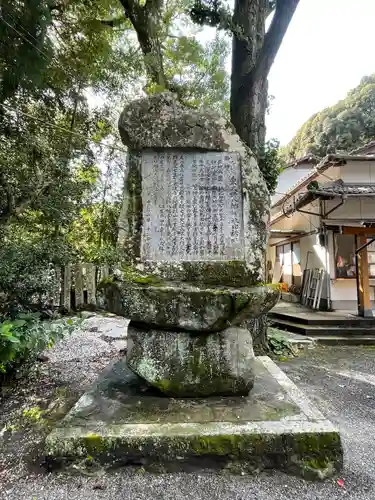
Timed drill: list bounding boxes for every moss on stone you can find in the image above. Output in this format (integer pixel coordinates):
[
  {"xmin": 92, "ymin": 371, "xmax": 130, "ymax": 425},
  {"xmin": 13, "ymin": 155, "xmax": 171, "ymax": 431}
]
[
  {"xmin": 290, "ymin": 432, "xmax": 343, "ymax": 480},
  {"xmin": 187, "ymin": 434, "xmax": 271, "ymax": 457},
  {"xmin": 142, "ymin": 260, "xmax": 260, "ymax": 287},
  {"xmin": 101, "ymin": 279, "xmax": 279, "ymax": 332},
  {"xmin": 128, "ymin": 324, "xmax": 254, "ymax": 397},
  {"xmin": 121, "ymin": 153, "xmax": 143, "ymax": 263},
  {"xmin": 122, "ymin": 265, "xmax": 164, "ymax": 286},
  {"xmin": 302, "ymin": 457, "xmax": 332, "ymax": 470},
  {"xmin": 46, "ymin": 426, "xmax": 342, "ymax": 480},
  {"xmin": 84, "ymin": 433, "xmax": 113, "ymax": 455},
  {"xmin": 298, "ymin": 457, "xmax": 336, "ymax": 481},
  {"xmin": 99, "ymin": 276, "xmax": 115, "ymax": 286},
  {"xmin": 293, "ymin": 432, "xmax": 342, "ymax": 455}
]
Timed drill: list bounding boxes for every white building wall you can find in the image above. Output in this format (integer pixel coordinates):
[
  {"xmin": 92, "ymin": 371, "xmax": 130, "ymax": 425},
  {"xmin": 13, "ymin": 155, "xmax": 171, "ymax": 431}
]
[
  {"xmin": 325, "ymin": 197, "xmax": 375, "ymax": 221},
  {"xmin": 340, "ymin": 161, "xmax": 375, "ymax": 184}
]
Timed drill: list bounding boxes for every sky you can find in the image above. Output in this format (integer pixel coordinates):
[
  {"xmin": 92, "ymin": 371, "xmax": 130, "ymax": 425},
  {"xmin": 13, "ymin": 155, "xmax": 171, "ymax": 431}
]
[{"xmin": 266, "ymin": 0, "xmax": 375, "ymax": 145}]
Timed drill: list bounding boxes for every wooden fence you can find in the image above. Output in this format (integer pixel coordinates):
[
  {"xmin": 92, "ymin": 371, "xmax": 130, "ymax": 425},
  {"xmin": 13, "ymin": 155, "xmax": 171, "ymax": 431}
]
[{"xmin": 54, "ymin": 263, "xmax": 111, "ymax": 312}]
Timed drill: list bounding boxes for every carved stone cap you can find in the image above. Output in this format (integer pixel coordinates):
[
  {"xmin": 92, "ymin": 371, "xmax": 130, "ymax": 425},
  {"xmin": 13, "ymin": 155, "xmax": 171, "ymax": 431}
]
[{"xmin": 118, "ymin": 92, "xmax": 236, "ymax": 151}]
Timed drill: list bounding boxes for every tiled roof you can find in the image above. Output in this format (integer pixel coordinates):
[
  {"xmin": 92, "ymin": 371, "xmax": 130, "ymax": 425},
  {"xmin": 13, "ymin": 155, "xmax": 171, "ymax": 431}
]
[
  {"xmin": 271, "ymin": 153, "xmax": 375, "ymax": 210},
  {"xmin": 350, "ymin": 140, "xmax": 375, "ymax": 155},
  {"xmin": 285, "ymin": 154, "xmax": 320, "ymax": 169},
  {"xmin": 314, "ymin": 180, "xmax": 375, "ymax": 196},
  {"xmin": 272, "ymin": 180, "xmax": 375, "ymax": 223}
]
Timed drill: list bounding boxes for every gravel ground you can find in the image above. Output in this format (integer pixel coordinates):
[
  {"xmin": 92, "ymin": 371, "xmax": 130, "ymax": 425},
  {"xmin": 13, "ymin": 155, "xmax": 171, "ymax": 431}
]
[{"xmin": 1, "ymin": 319, "xmax": 375, "ymax": 499}]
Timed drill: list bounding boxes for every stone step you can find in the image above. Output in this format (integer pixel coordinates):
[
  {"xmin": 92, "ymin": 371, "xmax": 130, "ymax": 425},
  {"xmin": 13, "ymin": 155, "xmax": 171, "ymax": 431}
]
[
  {"xmin": 269, "ymin": 318, "xmax": 375, "ymax": 345},
  {"xmin": 270, "ymin": 317, "xmax": 375, "ymax": 335},
  {"xmin": 270, "ymin": 311, "xmax": 375, "ymax": 327},
  {"xmin": 309, "ymin": 335, "xmax": 375, "ymax": 346}
]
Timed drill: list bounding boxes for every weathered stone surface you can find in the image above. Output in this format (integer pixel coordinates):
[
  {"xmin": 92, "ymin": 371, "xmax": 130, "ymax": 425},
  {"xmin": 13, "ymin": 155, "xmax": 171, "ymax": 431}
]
[
  {"xmin": 100, "ymin": 280, "xmax": 279, "ymax": 332},
  {"xmin": 245, "ymin": 315, "xmax": 269, "ymax": 355},
  {"xmin": 141, "ymin": 151, "xmax": 243, "ymax": 262},
  {"xmin": 45, "ymin": 356, "xmax": 343, "ymax": 479},
  {"xmin": 117, "ymin": 93, "xmax": 270, "ymax": 284},
  {"xmin": 114, "ymin": 93, "xmax": 274, "ymax": 400},
  {"xmin": 126, "ymin": 325, "xmax": 255, "ymax": 397},
  {"xmin": 117, "ymin": 153, "xmax": 142, "ymax": 262},
  {"xmin": 141, "ymin": 260, "xmax": 262, "ymax": 287},
  {"xmin": 119, "ymin": 92, "xmax": 231, "ymax": 151}
]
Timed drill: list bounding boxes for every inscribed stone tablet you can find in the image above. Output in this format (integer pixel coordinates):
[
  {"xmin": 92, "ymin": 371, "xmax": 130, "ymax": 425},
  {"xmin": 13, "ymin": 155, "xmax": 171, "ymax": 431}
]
[{"xmin": 141, "ymin": 152, "xmax": 244, "ymax": 262}]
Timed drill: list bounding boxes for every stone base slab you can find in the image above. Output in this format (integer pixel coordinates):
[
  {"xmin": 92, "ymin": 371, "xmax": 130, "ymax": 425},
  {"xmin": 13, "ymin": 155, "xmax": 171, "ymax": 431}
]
[{"xmin": 45, "ymin": 357, "xmax": 343, "ymax": 479}]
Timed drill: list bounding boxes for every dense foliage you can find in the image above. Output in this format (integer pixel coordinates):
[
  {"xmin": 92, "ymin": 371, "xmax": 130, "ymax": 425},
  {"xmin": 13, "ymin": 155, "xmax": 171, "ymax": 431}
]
[
  {"xmin": 257, "ymin": 139, "xmax": 285, "ymax": 195},
  {"xmin": 0, "ymin": 0, "xmax": 230, "ymax": 255},
  {"xmin": 0, "ymin": 239, "xmax": 61, "ymax": 317},
  {"xmin": 284, "ymin": 75, "xmax": 375, "ymax": 160},
  {"xmin": 0, "ymin": 313, "xmax": 77, "ymax": 375}
]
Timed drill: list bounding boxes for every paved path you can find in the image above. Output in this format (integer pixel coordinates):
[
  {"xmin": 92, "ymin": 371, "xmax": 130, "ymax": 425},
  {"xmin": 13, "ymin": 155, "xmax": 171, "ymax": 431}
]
[{"xmin": 2, "ymin": 321, "xmax": 375, "ymax": 499}]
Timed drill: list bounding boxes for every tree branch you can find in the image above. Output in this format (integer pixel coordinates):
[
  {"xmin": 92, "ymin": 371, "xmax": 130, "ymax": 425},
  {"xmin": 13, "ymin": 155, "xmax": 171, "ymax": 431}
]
[
  {"xmin": 252, "ymin": 0, "xmax": 300, "ymax": 82},
  {"xmin": 98, "ymin": 17, "xmax": 129, "ymax": 28},
  {"xmin": 117, "ymin": 0, "xmax": 140, "ymax": 24},
  {"xmin": 0, "ymin": 179, "xmax": 54, "ymax": 226}
]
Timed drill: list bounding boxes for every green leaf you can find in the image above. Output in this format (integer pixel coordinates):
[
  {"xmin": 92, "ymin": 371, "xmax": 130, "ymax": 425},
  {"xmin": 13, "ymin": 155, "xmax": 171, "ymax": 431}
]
[
  {"xmin": 0, "ymin": 324, "xmax": 13, "ymax": 335},
  {"xmin": 6, "ymin": 336, "xmax": 21, "ymax": 344},
  {"xmin": 11, "ymin": 319, "xmax": 27, "ymax": 328}
]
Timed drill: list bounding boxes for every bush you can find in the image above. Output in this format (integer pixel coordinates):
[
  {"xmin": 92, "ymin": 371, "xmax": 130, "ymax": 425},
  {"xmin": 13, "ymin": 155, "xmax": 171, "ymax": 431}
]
[
  {"xmin": 0, "ymin": 313, "xmax": 77, "ymax": 375},
  {"xmin": 0, "ymin": 240, "xmax": 62, "ymax": 316},
  {"xmin": 257, "ymin": 138, "xmax": 285, "ymax": 195}
]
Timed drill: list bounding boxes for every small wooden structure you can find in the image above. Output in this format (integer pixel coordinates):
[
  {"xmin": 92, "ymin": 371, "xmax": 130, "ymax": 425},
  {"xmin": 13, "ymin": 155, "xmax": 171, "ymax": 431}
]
[
  {"xmin": 342, "ymin": 227, "xmax": 375, "ymax": 317},
  {"xmin": 54, "ymin": 263, "xmax": 110, "ymax": 312}
]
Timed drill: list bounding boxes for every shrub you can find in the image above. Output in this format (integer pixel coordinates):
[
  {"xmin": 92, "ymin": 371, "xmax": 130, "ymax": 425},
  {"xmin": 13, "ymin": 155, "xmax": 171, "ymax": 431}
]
[
  {"xmin": 0, "ymin": 313, "xmax": 77, "ymax": 375},
  {"xmin": 257, "ymin": 138, "xmax": 285, "ymax": 195},
  {"xmin": 0, "ymin": 240, "xmax": 62, "ymax": 316}
]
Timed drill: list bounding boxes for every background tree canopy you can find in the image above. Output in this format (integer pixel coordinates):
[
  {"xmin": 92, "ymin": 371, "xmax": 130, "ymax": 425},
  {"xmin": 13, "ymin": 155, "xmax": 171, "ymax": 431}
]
[
  {"xmin": 283, "ymin": 74, "xmax": 375, "ymax": 161},
  {"xmin": 0, "ymin": 0, "xmax": 231, "ymax": 266}
]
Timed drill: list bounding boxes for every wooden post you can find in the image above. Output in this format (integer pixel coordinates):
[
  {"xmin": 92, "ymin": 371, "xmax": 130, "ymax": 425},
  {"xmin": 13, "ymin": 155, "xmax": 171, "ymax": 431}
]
[
  {"xmin": 86, "ymin": 263, "xmax": 96, "ymax": 307},
  {"xmin": 54, "ymin": 266, "xmax": 61, "ymax": 308},
  {"xmin": 63, "ymin": 264, "xmax": 72, "ymax": 311},
  {"xmin": 75, "ymin": 264, "xmax": 84, "ymax": 309},
  {"xmin": 357, "ymin": 236, "xmax": 372, "ymax": 317},
  {"xmin": 101, "ymin": 265, "xmax": 109, "ymax": 280}
]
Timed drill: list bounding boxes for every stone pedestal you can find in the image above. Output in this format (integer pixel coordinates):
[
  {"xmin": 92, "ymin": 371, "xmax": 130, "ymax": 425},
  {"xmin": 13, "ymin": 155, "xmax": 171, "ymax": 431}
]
[
  {"xmin": 127, "ymin": 325, "xmax": 255, "ymax": 397},
  {"xmin": 45, "ymin": 357, "xmax": 343, "ymax": 479}
]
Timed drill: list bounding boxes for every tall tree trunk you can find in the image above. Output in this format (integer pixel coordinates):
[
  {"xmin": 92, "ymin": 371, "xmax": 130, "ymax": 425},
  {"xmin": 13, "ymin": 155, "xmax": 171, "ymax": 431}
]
[
  {"xmin": 118, "ymin": 0, "xmax": 166, "ymax": 89},
  {"xmin": 229, "ymin": 0, "xmax": 300, "ymax": 351},
  {"xmin": 136, "ymin": 5, "xmax": 166, "ymax": 89},
  {"xmin": 230, "ymin": 0, "xmax": 268, "ymax": 152},
  {"xmin": 230, "ymin": 0, "xmax": 300, "ymax": 153}
]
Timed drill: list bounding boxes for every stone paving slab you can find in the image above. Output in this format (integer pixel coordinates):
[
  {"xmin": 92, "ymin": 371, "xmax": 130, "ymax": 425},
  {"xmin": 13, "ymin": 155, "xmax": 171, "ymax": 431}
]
[{"xmin": 45, "ymin": 356, "xmax": 342, "ymax": 478}]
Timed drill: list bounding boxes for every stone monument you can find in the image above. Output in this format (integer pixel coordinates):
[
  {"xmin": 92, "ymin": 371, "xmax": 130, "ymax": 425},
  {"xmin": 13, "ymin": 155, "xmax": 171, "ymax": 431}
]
[
  {"xmin": 46, "ymin": 94, "xmax": 343, "ymax": 478},
  {"xmin": 108, "ymin": 92, "xmax": 279, "ymax": 397}
]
